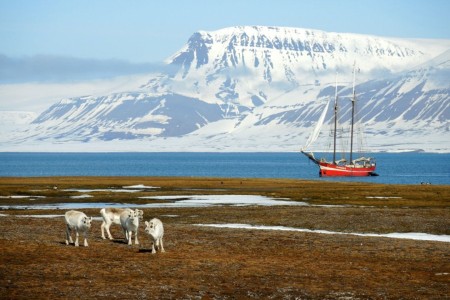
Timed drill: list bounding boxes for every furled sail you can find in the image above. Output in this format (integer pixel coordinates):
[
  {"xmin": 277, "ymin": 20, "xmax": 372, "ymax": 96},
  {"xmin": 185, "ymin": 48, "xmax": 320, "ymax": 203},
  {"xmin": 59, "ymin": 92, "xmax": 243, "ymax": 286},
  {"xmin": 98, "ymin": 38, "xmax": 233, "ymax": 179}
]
[{"xmin": 302, "ymin": 97, "xmax": 331, "ymax": 151}]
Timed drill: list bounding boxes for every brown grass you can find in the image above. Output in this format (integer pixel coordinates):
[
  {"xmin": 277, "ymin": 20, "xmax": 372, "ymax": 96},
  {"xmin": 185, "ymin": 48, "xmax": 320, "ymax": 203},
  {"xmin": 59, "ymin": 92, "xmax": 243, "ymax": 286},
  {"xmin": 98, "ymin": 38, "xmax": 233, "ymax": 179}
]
[
  {"xmin": 1, "ymin": 176, "xmax": 449, "ymax": 207},
  {"xmin": 0, "ymin": 177, "xmax": 449, "ymax": 299}
]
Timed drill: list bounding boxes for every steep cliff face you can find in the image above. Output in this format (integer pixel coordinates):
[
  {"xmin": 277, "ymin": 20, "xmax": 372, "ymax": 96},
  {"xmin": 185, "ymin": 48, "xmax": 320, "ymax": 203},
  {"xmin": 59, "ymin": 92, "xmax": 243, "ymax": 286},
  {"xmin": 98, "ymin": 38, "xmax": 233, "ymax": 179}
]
[{"xmin": 168, "ymin": 26, "xmax": 444, "ymax": 83}]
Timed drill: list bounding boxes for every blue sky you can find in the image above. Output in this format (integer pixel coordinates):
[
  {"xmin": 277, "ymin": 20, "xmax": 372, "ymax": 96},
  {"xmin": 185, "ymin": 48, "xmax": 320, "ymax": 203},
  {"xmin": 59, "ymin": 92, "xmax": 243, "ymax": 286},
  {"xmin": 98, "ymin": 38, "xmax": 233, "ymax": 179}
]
[{"xmin": 1, "ymin": 0, "xmax": 449, "ymax": 64}]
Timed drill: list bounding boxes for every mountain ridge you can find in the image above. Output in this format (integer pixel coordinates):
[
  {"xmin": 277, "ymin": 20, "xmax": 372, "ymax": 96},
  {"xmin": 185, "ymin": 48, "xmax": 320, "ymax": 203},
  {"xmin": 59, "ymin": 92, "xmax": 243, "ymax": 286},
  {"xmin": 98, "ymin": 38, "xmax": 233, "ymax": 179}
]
[{"xmin": 2, "ymin": 26, "xmax": 449, "ymax": 152}]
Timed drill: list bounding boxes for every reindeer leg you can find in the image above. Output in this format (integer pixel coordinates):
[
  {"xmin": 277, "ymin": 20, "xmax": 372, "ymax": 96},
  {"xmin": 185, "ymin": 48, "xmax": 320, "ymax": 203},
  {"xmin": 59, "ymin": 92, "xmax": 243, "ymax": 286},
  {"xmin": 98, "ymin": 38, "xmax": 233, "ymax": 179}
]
[
  {"xmin": 65, "ymin": 225, "xmax": 72, "ymax": 245},
  {"xmin": 159, "ymin": 237, "xmax": 165, "ymax": 253},
  {"xmin": 101, "ymin": 221, "xmax": 106, "ymax": 239},
  {"xmin": 84, "ymin": 230, "xmax": 89, "ymax": 247},
  {"xmin": 105, "ymin": 222, "xmax": 114, "ymax": 240},
  {"xmin": 74, "ymin": 230, "xmax": 80, "ymax": 247},
  {"xmin": 127, "ymin": 231, "xmax": 132, "ymax": 245}
]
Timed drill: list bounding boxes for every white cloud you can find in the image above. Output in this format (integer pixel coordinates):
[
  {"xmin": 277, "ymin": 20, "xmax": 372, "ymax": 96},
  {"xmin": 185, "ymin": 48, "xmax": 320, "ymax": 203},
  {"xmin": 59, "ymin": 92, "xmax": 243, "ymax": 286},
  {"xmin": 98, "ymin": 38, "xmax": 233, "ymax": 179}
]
[
  {"xmin": 0, "ymin": 54, "xmax": 179, "ymax": 113},
  {"xmin": 0, "ymin": 54, "xmax": 173, "ymax": 83},
  {"xmin": 0, "ymin": 74, "xmax": 152, "ymax": 113}
]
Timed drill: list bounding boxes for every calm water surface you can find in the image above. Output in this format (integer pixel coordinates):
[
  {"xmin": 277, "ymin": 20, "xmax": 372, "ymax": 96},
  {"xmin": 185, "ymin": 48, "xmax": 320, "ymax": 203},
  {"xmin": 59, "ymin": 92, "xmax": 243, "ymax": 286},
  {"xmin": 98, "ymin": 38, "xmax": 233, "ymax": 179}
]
[{"xmin": 0, "ymin": 152, "xmax": 449, "ymax": 185}]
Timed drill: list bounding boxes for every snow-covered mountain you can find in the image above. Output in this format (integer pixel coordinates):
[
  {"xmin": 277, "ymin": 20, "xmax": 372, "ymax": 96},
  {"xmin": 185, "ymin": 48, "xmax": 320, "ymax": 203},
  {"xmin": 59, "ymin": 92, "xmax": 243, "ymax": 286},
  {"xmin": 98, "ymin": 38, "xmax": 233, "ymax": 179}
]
[
  {"xmin": 0, "ymin": 111, "xmax": 37, "ymax": 142},
  {"xmin": 2, "ymin": 26, "xmax": 450, "ymax": 152}
]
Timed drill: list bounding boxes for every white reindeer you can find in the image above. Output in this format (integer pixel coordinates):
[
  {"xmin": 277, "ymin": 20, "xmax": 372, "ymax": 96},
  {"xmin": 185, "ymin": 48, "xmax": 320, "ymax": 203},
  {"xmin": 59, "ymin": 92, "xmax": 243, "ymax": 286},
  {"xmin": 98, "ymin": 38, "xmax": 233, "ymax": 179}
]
[
  {"xmin": 100, "ymin": 208, "xmax": 143, "ymax": 240},
  {"xmin": 144, "ymin": 218, "xmax": 165, "ymax": 254},
  {"xmin": 120, "ymin": 209, "xmax": 140, "ymax": 245},
  {"xmin": 64, "ymin": 210, "xmax": 92, "ymax": 247}
]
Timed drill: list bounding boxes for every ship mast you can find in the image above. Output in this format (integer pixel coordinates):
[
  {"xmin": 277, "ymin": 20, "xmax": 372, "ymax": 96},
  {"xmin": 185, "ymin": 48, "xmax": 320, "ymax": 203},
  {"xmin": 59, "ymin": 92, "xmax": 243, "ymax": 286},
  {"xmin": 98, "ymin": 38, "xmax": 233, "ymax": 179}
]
[
  {"xmin": 349, "ymin": 64, "xmax": 356, "ymax": 164},
  {"xmin": 332, "ymin": 73, "xmax": 338, "ymax": 164}
]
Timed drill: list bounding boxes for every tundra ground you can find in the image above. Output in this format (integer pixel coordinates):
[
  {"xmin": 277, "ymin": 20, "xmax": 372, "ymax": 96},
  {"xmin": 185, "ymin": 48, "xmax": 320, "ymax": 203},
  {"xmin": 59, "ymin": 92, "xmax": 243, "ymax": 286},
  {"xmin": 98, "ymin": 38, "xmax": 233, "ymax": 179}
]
[{"xmin": 0, "ymin": 177, "xmax": 449, "ymax": 299}]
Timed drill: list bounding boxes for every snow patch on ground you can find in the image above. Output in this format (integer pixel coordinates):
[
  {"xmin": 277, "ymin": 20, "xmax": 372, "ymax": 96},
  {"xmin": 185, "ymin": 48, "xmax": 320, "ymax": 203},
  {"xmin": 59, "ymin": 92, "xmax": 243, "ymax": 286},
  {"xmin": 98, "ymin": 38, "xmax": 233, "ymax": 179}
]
[
  {"xmin": 0, "ymin": 195, "xmax": 306, "ymax": 210},
  {"xmin": 0, "ymin": 195, "xmax": 46, "ymax": 199},
  {"xmin": 139, "ymin": 195, "xmax": 307, "ymax": 207},
  {"xmin": 196, "ymin": 223, "xmax": 450, "ymax": 243},
  {"xmin": 63, "ymin": 188, "xmax": 143, "ymax": 193},
  {"xmin": 17, "ymin": 214, "xmax": 64, "ymax": 218},
  {"xmin": 70, "ymin": 194, "xmax": 93, "ymax": 199},
  {"xmin": 366, "ymin": 196, "xmax": 402, "ymax": 199},
  {"xmin": 122, "ymin": 184, "xmax": 159, "ymax": 189}
]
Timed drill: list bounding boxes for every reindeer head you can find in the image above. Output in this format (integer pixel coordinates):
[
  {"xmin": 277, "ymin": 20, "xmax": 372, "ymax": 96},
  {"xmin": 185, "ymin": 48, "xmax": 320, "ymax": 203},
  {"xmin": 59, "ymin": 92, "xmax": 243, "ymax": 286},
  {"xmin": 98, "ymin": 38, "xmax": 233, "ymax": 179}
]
[
  {"xmin": 127, "ymin": 211, "xmax": 139, "ymax": 226},
  {"xmin": 134, "ymin": 209, "xmax": 144, "ymax": 221},
  {"xmin": 144, "ymin": 220, "xmax": 155, "ymax": 234},
  {"xmin": 127, "ymin": 211, "xmax": 136, "ymax": 219},
  {"xmin": 82, "ymin": 216, "xmax": 92, "ymax": 228}
]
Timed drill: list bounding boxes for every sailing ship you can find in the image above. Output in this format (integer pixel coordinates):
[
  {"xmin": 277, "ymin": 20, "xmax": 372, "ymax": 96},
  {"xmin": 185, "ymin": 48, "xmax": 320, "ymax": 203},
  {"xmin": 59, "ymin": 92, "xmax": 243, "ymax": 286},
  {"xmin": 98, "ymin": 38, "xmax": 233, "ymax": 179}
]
[{"xmin": 301, "ymin": 67, "xmax": 378, "ymax": 177}]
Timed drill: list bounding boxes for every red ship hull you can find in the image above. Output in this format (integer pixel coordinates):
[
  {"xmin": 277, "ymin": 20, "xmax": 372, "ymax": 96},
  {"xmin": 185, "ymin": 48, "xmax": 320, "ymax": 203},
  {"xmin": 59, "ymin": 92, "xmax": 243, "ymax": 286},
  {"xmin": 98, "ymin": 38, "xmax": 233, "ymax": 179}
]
[{"xmin": 318, "ymin": 162, "xmax": 376, "ymax": 177}]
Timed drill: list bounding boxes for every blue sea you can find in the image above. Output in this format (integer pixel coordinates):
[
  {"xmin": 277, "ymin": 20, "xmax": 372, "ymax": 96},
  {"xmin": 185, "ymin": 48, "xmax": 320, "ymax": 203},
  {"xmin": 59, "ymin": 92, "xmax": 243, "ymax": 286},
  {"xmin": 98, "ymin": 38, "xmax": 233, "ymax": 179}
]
[{"xmin": 0, "ymin": 152, "xmax": 449, "ymax": 185}]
